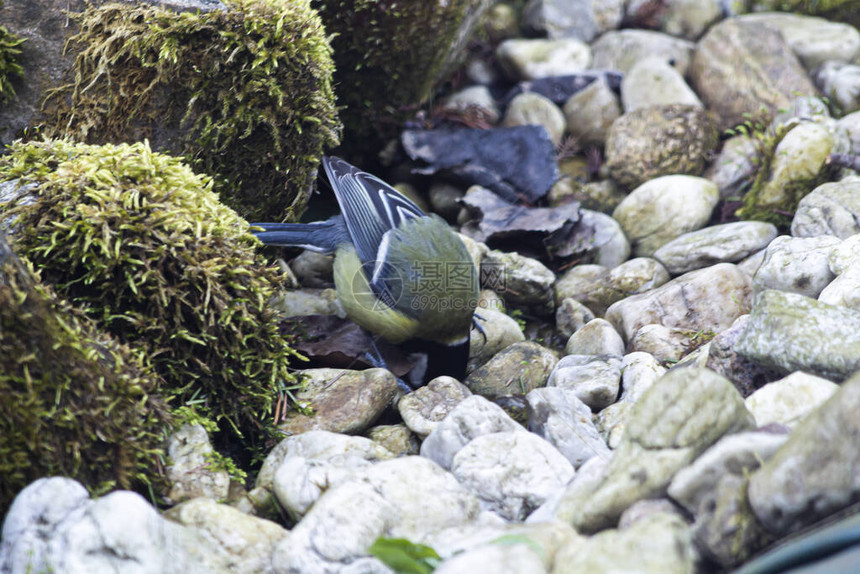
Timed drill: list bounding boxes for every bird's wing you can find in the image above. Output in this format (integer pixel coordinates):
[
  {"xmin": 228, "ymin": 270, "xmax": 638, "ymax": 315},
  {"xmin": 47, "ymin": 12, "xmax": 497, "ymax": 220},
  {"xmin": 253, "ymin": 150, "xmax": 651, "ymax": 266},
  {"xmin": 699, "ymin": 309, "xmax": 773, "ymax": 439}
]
[{"xmin": 323, "ymin": 156, "xmax": 426, "ymax": 266}]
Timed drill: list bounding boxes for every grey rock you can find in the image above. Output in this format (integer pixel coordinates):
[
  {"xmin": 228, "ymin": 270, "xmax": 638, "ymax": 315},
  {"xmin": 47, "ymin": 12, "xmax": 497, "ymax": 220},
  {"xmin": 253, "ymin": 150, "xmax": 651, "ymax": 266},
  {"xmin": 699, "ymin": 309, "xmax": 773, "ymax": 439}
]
[
  {"xmin": 366, "ymin": 424, "xmax": 420, "ymax": 457},
  {"xmin": 705, "ymin": 134, "xmax": 762, "ymax": 200},
  {"xmin": 443, "ymin": 85, "xmax": 501, "ymax": 124},
  {"xmin": 468, "ymin": 308, "xmax": 526, "ymax": 371},
  {"xmin": 744, "ymin": 372, "xmax": 839, "ymax": 428},
  {"xmin": 547, "ymin": 354, "xmax": 622, "ymax": 412},
  {"xmin": 259, "ymin": 431, "xmax": 393, "ymax": 521},
  {"xmin": 628, "ymin": 324, "xmax": 700, "ymax": 363},
  {"xmin": 595, "ymin": 352, "xmax": 666, "ymax": 448},
  {"xmin": 705, "ymin": 314, "xmax": 783, "ymax": 397},
  {"xmin": 502, "ymin": 92, "xmax": 566, "ymax": 146},
  {"xmin": 277, "ymin": 368, "xmax": 398, "ymax": 436},
  {"xmin": 819, "ymin": 261, "xmax": 860, "ymax": 310},
  {"xmin": 738, "ymin": 13, "xmax": 860, "ymax": 69},
  {"xmin": 792, "ymin": 177, "xmax": 860, "ymax": 239},
  {"xmin": 465, "ymin": 341, "xmax": 558, "ymax": 399},
  {"xmin": 555, "ymin": 258, "xmax": 670, "ymax": 317},
  {"xmin": 562, "ymin": 77, "xmax": 622, "ymax": 147},
  {"xmin": 690, "ymin": 18, "xmax": 817, "ymax": 130},
  {"xmin": 815, "ymin": 61, "xmax": 860, "ymax": 114},
  {"xmin": 748, "ymin": 371, "xmax": 860, "ymax": 534},
  {"xmin": 495, "ymin": 38, "xmax": 591, "ymax": 81},
  {"xmin": 735, "ymin": 289, "xmax": 860, "ymax": 380},
  {"xmin": 827, "ymin": 233, "xmax": 860, "ymax": 274},
  {"xmin": 579, "ymin": 209, "xmax": 631, "ymax": 268},
  {"xmin": 165, "ymin": 423, "xmax": 230, "ymax": 505},
  {"xmin": 591, "ymin": 29, "xmax": 695, "ymax": 76},
  {"xmin": 617, "ymin": 498, "xmax": 686, "ymax": 529},
  {"xmin": 420, "ymin": 395, "xmax": 525, "ymax": 470},
  {"xmin": 398, "ymin": 377, "xmax": 473, "ymax": 438},
  {"xmin": 651, "ymin": 0, "xmax": 725, "ymax": 40},
  {"xmin": 527, "ymin": 387, "xmax": 611, "ymax": 468},
  {"xmin": 753, "ymin": 235, "xmax": 840, "ymax": 298},
  {"xmin": 606, "ymin": 263, "xmax": 753, "ymax": 343},
  {"xmin": 452, "ymin": 431, "xmax": 575, "ymax": 520},
  {"xmin": 612, "ymin": 175, "xmax": 720, "ymax": 256},
  {"xmin": 564, "ymin": 318, "xmax": 625, "ymax": 357},
  {"xmin": 654, "ymin": 221, "xmax": 779, "ymax": 275},
  {"xmin": 522, "ymin": 0, "xmax": 622, "ymax": 42},
  {"xmin": 571, "ymin": 368, "xmax": 755, "ymax": 533},
  {"xmin": 554, "ymin": 511, "xmax": 698, "ymax": 574},
  {"xmin": 435, "ymin": 542, "xmax": 547, "ymax": 574},
  {"xmin": 554, "ymin": 297, "xmax": 596, "ymax": 340},
  {"xmin": 482, "ymin": 249, "xmax": 555, "ymax": 313},
  {"xmin": 668, "ymin": 431, "xmax": 788, "ymax": 514},
  {"xmin": 605, "ymin": 106, "xmax": 719, "ymax": 191},
  {"xmin": 838, "ymin": 109, "xmax": 860, "ymax": 154},
  {"xmin": 621, "ymin": 56, "xmax": 703, "ymax": 112}
]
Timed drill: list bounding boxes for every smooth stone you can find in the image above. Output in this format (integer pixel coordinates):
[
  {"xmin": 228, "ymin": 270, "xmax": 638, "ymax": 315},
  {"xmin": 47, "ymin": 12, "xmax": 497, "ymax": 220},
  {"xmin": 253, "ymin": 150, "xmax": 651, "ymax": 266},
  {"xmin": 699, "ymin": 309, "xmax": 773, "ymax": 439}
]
[
  {"xmin": 744, "ymin": 371, "xmax": 840, "ymax": 427},
  {"xmin": 465, "ymin": 341, "xmax": 558, "ymax": 399},
  {"xmin": 595, "ymin": 352, "xmax": 666, "ymax": 448},
  {"xmin": 482, "ymin": 249, "xmax": 555, "ymax": 312},
  {"xmin": 690, "ymin": 17, "xmax": 817, "ymax": 130},
  {"xmin": 527, "ymin": 386, "xmax": 611, "ymax": 469},
  {"xmin": 502, "ymin": 92, "xmax": 566, "ymax": 146},
  {"xmin": 570, "ymin": 368, "xmax": 754, "ymax": 534},
  {"xmin": 621, "ymin": 56, "xmax": 703, "ymax": 112},
  {"xmin": 495, "ymin": 38, "xmax": 591, "ymax": 81},
  {"xmin": 654, "ymin": 0, "xmax": 725, "ymax": 40},
  {"xmin": 752, "ymin": 235, "xmax": 841, "ymax": 298},
  {"xmin": 628, "ymin": 324, "xmax": 699, "ymax": 363},
  {"xmin": 705, "ymin": 134, "xmax": 762, "ymax": 200},
  {"xmin": 738, "ymin": 12, "xmax": 860, "ymax": 69},
  {"xmin": 791, "ymin": 177, "xmax": 860, "ymax": 239},
  {"xmin": 612, "ymin": 175, "xmax": 719, "ymax": 256},
  {"xmin": 468, "ymin": 308, "xmax": 525, "ymax": 372},
  {"xmin": 398, "ymin": 377, "xmax": 473, "ymax": 438},
  {"xmin": 748, "ymin": 372, "xmax": 860, "ymax": 534},
  {"xmin": 591, "ymin": 29, "xmax": 695, "ymax": 76},
  {"xmin": 605, "ymin": 263, "xmax": 752, "ymax": 343},
  {"xmin": 165, "ymin": 423, "xmax": 230, "ymax": 505},
  {"xmin": 564, "ymin": 318, "xmax": 625, "ymax": 357},
  {"xmin": 555, "ymin": 258, "xmax": 670, "ymax": 317},
  {"xmin": 522, "ymin": 0, "xmax": 622, "ymax": 42},
  {"xmin": 451, "ymin": 431, "xmax": 575, "ymax": 521},
  {"xmin": 605, "ymin": 107, "xmax": 719, "ymax": 192},
  {"xmin": 654, "ymin": 221, "xmax": 779, "ymax": 275},
  {"xmin": 366, "ymin": 424, "xmax": 419, "ymax": 457},
  {"xmin": 819, "ymin": 261, "xmax": 860, "ymax": 310},
  {"xmin": 562, "ymin": 77, "xmax": 622, "ymax": 147},
  {"xmin": 547, "ymin": 354, "xmax": 622, "ymax": 412},
  {"xmin": 735, "ymin": 289, "xmax": 860, "ymax": 380},
  {"xmin": 555, "ymin": 297, "xmax": 596, "ymax": 340},
  {"xmin": 816, "ymin": 61, "xmax": 860, "ymax": 114},
  {"xmin": 443, "ymin": 85, "xmax": 501, "ymax": 124},
  {"xmin": 579, "ymin": 209, "xmax": 631, "ymax": 268},
  {"xmin": 827, "ymin": 233, "xmax": 860, "ymax": 274},
  {"xmin": 420, "ymin": 395, "xmax": 525, "ymax": 471}
]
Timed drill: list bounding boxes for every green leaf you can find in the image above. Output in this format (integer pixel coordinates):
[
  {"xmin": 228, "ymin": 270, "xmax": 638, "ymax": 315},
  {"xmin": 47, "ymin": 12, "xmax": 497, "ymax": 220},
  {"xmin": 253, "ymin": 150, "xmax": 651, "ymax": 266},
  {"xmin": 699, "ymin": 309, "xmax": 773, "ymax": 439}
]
[{"xmin": 368, "ymin": 537, "xmax": 442, "ymax": 574}]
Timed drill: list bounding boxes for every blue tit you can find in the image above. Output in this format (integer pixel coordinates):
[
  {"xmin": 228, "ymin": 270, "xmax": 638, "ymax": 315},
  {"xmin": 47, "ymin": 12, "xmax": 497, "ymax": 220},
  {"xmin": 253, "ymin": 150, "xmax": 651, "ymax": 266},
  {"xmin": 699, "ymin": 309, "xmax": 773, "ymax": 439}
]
[{"xmin": 252, "ymin": 156, "xmax": 479, "ymax": 386}]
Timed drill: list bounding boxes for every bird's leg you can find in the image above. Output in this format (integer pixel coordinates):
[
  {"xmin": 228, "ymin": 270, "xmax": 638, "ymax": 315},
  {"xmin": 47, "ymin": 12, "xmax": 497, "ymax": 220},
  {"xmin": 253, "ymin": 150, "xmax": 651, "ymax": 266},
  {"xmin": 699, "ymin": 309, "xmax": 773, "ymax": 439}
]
[
  {"xmin": 365, "ymin": 337, "xmax": 413, "ymax": 394},
  {"xmin": 472, "ymin": 313, "xmax": 488, "ymax": 345}
]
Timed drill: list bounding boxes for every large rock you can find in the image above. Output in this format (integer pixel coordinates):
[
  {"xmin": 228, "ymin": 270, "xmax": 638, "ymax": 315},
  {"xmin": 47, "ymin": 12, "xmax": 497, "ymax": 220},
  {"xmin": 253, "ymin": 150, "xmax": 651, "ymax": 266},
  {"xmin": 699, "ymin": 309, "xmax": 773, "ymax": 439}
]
[
  {"xmin": 612, "ymin": 176, "xmax": 719, "ymax": 256},
  {"xmin": 605, "ymin": 263, "xmax": 753, "ymax": 343},
  {"xmin": 564, "ymin": 368, "xmax": 755, "ymax": 533},
  {"xmin": 736, "ymin": 290, "xmax": 860, "ymax": 380},
  {"xmin": 690, "ymin": 18, "xmax": 817, "ymax": 130},
  {"xmin": 748, "ymin": 371, "xmax": 860, "ymax": 534},
  {"xmin": 751, "ymin": 235, "xmax": 841, "ymax": 298},
  {"xmin": 791, "ymin": 177, "xmax": 860, "ymax": 238},
  {"xmin": 605, "ymin": 105, "xmax": 719, "ymax": 191},
  {"xmin": 654, "ymin": 221, "xmax": 779, "ymax": 275},
  {"xmin": 591, "ymin": 29, "xmax": 695, "ymax": 76},
  {"xmin": 620, "ymin": 57, "xmax": 703, "ymax": 112}
]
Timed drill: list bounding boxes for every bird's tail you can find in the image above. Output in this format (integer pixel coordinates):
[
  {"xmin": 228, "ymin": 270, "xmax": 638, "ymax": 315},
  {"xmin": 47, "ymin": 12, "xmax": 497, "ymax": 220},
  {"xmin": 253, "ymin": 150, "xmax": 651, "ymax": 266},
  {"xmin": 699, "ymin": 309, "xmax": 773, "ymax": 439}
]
[{"xmin": 250, "ymin": 218, "xmax": 346, "ymax": 253}]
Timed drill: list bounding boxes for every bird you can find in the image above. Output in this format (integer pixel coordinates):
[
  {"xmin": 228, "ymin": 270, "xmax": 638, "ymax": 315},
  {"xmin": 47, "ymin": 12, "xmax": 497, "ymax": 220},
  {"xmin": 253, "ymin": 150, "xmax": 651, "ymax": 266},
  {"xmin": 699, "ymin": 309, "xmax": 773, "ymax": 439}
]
[{"xmin": 251, "ymin": 156, "xmax": 479, "ymax": 387}]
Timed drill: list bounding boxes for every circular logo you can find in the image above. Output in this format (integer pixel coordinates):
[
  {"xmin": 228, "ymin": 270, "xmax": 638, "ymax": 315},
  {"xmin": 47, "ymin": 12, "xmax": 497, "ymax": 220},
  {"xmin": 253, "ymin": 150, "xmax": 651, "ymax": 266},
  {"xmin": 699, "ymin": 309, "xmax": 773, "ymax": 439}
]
[{"xmin": 351, "ymin": 260, "xmax": 405, "ymax": 312}]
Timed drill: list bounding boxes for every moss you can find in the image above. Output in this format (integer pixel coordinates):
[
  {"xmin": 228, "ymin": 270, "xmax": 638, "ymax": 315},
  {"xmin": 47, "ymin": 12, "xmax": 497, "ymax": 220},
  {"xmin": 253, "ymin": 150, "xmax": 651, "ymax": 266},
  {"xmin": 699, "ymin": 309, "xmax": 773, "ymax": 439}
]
[
  {"xmin": 44, "ymin": 0, "xmax": 340, "ymax": 222},
  {"xmin": 313, "ymin": 0, "xmax": 483, "ymax": 156},
  {"xmin": 0, "ymin": 231, "xmax": 169, "ymax": 514},
  {"xmin": 0, "ymin": 139, "xmax": 300, "ymax": 442},
  {"xmin": 0, "ymin": 23, "xmax": 24, "ymax": 103}
]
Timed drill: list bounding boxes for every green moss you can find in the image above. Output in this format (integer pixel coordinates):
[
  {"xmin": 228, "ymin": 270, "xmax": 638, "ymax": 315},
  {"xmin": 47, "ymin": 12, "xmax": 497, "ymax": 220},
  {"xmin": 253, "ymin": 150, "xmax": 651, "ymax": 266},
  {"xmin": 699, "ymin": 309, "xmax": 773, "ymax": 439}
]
[
  {"xmin": 313, "ymin": 0, "xmax": 483, "ymax": 155},
  {"xmin": 0, "ymin": 232, "xmax": 169, "ymax": 514},
  {"xmin": 0, "ymin": 24, "xmax": 24, "ymax": 103},
  {"xmin": 44, "ymin": 0, "xmax": 339, "ymax": 222},
  {"xmin": 0, "ymin": 139, "xmax": 300, "ymax": 442}
]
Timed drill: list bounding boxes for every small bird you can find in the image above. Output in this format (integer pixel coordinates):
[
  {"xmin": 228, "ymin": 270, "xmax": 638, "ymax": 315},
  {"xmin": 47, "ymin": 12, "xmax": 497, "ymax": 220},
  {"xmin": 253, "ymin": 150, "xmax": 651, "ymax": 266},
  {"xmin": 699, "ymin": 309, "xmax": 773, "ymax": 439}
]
[{"xmin": 252, "ymin": 156, "xmax": 479, "ymax": 387}]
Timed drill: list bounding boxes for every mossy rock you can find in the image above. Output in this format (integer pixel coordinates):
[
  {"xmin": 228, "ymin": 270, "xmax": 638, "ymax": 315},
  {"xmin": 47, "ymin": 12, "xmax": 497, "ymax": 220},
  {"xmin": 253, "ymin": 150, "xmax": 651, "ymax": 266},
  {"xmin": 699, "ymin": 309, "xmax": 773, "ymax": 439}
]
[
  {"xmin": 43, "ymin": 0, "xmax": 340, "ymax": 222},
  {"xmin": 0, "ymin": 139, "xmax": 299, "ymax": 441},
  {"xmin": 0, "ymin": 22, "xmax": 24, "ymax": 103},
  {"xmin": 0, "ymin": 231, "xmax": 169, "ymax": 515},
  {"xmin": 315, "ymin": 0, "xmax": 492, "ymax": 158}
]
